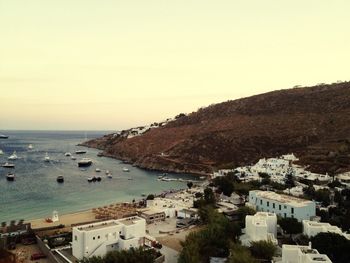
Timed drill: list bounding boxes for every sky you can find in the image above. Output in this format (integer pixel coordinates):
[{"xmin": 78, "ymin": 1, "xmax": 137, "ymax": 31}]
[{"xmin": 0, "ymin": 0, "xmax": 349, "ymax": 130}]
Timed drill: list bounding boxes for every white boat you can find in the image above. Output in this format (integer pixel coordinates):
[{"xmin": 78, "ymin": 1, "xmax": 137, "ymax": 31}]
[
  {"xmin": 71, "ymin": 156, "xmax": 76, "ymax": 160},
  {"xmin": 95, "ymin": 168, "xmax": 101, "ymax": 172},
  {"xmin": 65, "ymin": 152, "xmax": 71, "ymax": 157},
  {"xmin": 6, "ymin": 173, "xmax": 15, "ymax": 181},
  {"xmin": 78, "ymin": 158, "xmax": 92, "ymax": 167},
  {"xmin": 122, "ymin": 167, "xmax": 130, "ymax": 172},
  {"xmin": 28, "ymin": 144, "xmax": 33, "ymax": 150},
  {"xmin": 105, "ymin": 170, "xmax": 110, "ymax": 175},
  {"xmin": 107, "ymin": 173, "xmax": 112, "ymax": 178},
  {"xmin": 44, "ymin": 152, "xmax": 50, "ymax": 162},
  {"xmin": 2, "ymin": 162, "xmax": 15, "ymax": 168},
  {"xmin": 8, "ymin": 151, "xmax": 18, "ymax": 160},
  {"xmin": 0, "ymin": 149, "xmax": 3, "ymax": 155}
]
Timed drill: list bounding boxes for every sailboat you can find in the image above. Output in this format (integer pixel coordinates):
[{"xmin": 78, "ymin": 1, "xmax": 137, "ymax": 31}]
[
  {"xmin": 8, "ymin": 151, "xmax": 18, "ymax": 160},
  {"xmin": 44, "ymin": 152, "xmax": 50, "ymax": 162}
]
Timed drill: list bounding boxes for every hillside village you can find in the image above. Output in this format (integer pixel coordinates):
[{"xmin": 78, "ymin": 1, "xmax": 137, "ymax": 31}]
[{"xmin": 2, "ymin": 152, "xmax": 350, "ymax": 263}]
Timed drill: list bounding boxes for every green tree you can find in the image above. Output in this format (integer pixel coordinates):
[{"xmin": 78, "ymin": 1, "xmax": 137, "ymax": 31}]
[
  {"xmin": 236, "ymin": 206, "xmax": 256, "ymax": 228},
  {"xmin": 204, "ymin": 187, "xmax": 216, "ymax": 205},
  {"xmin": 146, "ymin": 194, "xmax": 155, "ymax": 200},
  {"xmin": 187, "ymin": 181, "xmax": 194, "ymax": 189},
  {"xmin": 311, "ymin": 232, "xmax": 350, "ymax": 263},
  {"xmin": 278, "ymin": 217, "xmax": 302, "ymax": 237},
  {"xmin": 249, "ymin": 240, "xmax": 277, "ymax": 261},
  {"xmin": 79, "ymin": 247, "xmax": 158, "ymax": 263},
  {"xmin": 228, "ymin": 243, "xmax": 257, "ymax": 263}
]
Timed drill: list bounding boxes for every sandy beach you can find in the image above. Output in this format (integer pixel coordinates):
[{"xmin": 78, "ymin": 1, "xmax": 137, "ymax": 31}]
[{"xmin": 28, "ymin": 210, "xmax": 96, "ymax": 230}]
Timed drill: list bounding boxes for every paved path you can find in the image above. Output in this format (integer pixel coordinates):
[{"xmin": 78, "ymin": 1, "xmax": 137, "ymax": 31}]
[{"xmin": 160, "ymin": 245, "xmax": 179, "ymax": 263}]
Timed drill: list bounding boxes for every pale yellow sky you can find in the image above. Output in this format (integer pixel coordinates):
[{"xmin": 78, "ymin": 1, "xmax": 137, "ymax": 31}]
[{"xmin": 1, "ymin": 0, "xmax": 349, "ymax": 130}]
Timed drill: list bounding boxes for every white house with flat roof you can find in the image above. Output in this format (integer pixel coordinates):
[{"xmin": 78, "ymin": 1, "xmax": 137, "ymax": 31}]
[
  {"xmin": 302, "ymin": 220, "xmax": 350, "ymax": 240},
  {"xmin": 240, "ymin": 212, "xmax": 277, "ymax": 246},
  {"xmin": 248, "ymin": 190, "xmax": 316, "ymax": 221},
  {"xmin": 276, "ymin": 244, "xmax": 332, "ymax": 263},
  {"xmin": 72, "ymin": 216, "xmax": 146, "ymax": 260}
]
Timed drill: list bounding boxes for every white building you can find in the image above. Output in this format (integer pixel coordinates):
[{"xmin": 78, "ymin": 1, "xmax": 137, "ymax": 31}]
[
  {"xmin": 277, "ymin": 244, "xmax": 332, "ymax": 263},
  {"xmin": 72, "ymin": 216, "xmax": 146, "ymax": 260},
  {"xmin": 248, "ymin": 190, "xmax": 316, "ymax": 221},
  {"xmin": 302, "ymin": 220, "xmax": 350, "ymax": 240},
  {"xmin": 335, "ymin": 173, "xmax": 350, "ymax": 187},
  {"xmin": 240, "ymin": 212, "xmax": 277, "ymax": 246}
]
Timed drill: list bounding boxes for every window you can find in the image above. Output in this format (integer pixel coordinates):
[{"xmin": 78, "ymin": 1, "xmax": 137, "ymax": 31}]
[
  {"xmin": 98, "ymin": 236, "xmax": 100, "ymax": 239},
  {"xmin": 279, "ymin": 205, "xmax": 281, "ymax": 210},
  {"xmin": 291, "ymin": 207, "xmax": 294, "ymax": 214},
  {"xmin": 267, "ymin": 201, "xmax": 269, "ymax": 207},
  {"xmin": 260, "ymin": 200, "xmax": 262, "ymax": 205},
  {"xmin": 273, "ymin": 203, "xmax": 275, "ymax": 209},
  {"xmin": 74, "ymin": 235, "xmax": 77, "ymax": 241},
  {"xmin": 93, "ymin": 237, "xmax": 95, "ymax": 240},
  {"xmin": 284, "ymin": 213, "xmax": 286, "ymax": 218},
  {"xmin": 284, "ymin": 205, "xmax": 287, "ymax": 209}
]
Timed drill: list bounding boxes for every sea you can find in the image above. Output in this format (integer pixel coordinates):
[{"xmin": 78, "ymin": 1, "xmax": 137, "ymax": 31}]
[{"xmin": 0, "ymin": 131, "xmax": 197, "ymax": 223}]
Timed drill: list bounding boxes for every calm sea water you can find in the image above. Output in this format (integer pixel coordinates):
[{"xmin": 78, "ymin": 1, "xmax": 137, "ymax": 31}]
[{"xmin": 0, "ymin": 131, "xmax": 195, "ymax": 223}]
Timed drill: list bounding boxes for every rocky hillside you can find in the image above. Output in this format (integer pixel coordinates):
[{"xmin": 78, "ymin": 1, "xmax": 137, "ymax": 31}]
[{"xmin": 83, "ymin": 82, "xmax": 350, "ymax": 175}]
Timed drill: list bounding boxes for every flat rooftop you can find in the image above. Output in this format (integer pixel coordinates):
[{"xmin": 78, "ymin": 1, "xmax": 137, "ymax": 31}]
[
  {"xmin": 251, "ymin": 190, "xmax": 313, "ymax": 207},
  {"xmin": 76, "ymin": 216, "xmax": 143, "ymax": 231}
]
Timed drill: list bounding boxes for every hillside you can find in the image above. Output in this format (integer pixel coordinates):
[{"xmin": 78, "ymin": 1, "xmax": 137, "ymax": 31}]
[{"xmin": 82, "ymin": 82, "xmax": 350, "ymax": 175}]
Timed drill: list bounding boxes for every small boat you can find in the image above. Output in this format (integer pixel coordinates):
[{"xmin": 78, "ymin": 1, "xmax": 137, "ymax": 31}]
[
  {"xmin": 28, "ymin": 144, "xmax": 33, "ymax": 150},
  {"xmin": 6, "ymin": 173, "xmax": 15, "ymax": 181},
  {"xmin": 0, "ymin": 149, "xmax": 3, "ymax": 155},
  {"xmin": 56, "ymin": 176, "xmax": 64, "ymax": 183},
  {"xmin": 44, "ymin": 153, "xmax": 50, "ymax": 162},
  {"xmin": 97, "ymin": 152, "xmax": 103, "ymax": 157},
  {"xmin": 87, "ymin": 177, "xmax": 93, "ymax": 182},
  {"xmin": 64, "ymin": 152, "xmax": 71, "ymax": 157},
  {"xmin": 71, "ymin": 156, "xmax": 77, "ymax": 160},
  {"xmin": 8, "ymin": 151, "xmax": 18, "ymax": 160},
  {"xmin": 95, "ymin": 168, "xmax": 101, "ymax": 172},
  {"xmin": 122, "ymin": 167, "xmax": 130, "ymax": 172},
  {"xmin": 107, "ymin": 174, "xmax": 112, "ymax": 179},
  {"xmin": 80, "ymin": 168, "xmax": 87, "ymax": 171},
  {"xmin": 75, "ymin": 150, "xmax": 87, "ymax": 154},
  {"xmin": 105, "ymin": 170, "xmax": 110, "ymax": 175},
  {"xmin": 2, "ymin": 162, "xmax": 15, "ymax": 168},
  {"xmin": 128, "ymin": 178, "xmax": 133, "ymax": 180},
  {"xmin": 0, "ymin": 134, "xmax": 9, "ymax": 139},
  {"xmin": 78, "ymin": 158, "xmax": 92, "ymax": 167},
  {"xmin": 96, "ymin": 176, "xmax": 102, "ymax": 182}
]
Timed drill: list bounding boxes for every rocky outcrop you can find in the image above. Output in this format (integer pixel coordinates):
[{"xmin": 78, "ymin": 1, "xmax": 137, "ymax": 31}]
[{"xmin": 83, "ymin": 82, "xmax": 350, "ymax": 175}]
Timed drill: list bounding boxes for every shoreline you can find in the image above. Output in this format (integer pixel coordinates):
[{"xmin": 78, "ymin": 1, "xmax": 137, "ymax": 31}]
[
  {"xmin": 79, "ymin": 144, "xmax": 212, "ymax": 177},
  {"xmin": 26, "ymin": 187, "xmax": 190, "ymax": 230}
]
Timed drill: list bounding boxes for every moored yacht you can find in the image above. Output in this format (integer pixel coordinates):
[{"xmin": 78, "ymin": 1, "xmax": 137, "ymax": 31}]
[
  {"xmin": 78, "ymin": 158, "xmax": 92, "ymax": 167},
  {"xmin": 6, "ymin": 173, "xmax": 15, "ymax": 181},
  {"xmin": 44, "ymin": 153, "xmax": 50, "ymax": 162},
  {"xmin": 56, "ymin": 176, "xmax": 64, "ymax": 183},
  {"xmin": 0, "ymin": 134, "xmax": 9, "ymax": 139},
  {"xmin": 8, "ymin": 151, "xmax": 18, "ymax": 160},
  {"xmin": 2, "ymin": 162, "xmax": 15, "ymax": 168}
]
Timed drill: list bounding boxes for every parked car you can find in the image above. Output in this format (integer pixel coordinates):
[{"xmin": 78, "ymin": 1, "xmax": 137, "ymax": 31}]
[
  {"xmin": 7, "ymin": 242, "xmax": 16, "ymax": 250},
  {"xmin": 22, "ymin": 237, "xmax": 36, "ymax": 245},
  {"xmin": 30, "ymin": 253, "xmax": 46, "ymax": 260}
]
